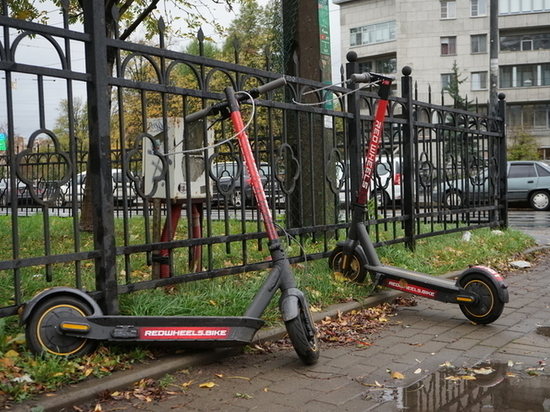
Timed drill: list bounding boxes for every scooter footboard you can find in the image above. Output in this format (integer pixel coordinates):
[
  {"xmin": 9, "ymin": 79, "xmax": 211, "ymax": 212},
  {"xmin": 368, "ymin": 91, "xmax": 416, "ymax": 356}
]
[{"xmin": 60, "ymin": 315, "xmax": 265, "ymax": 347}]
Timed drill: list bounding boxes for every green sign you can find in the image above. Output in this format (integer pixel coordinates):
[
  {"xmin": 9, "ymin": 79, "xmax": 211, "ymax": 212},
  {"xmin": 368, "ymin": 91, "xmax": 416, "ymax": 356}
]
[
  {"xmin": 0, "ymin": 133, "xmax": 6, "ymax": 151},
  {"xmin": 318, "ymin": 0, "xmax": 333, "ymax": 110}
]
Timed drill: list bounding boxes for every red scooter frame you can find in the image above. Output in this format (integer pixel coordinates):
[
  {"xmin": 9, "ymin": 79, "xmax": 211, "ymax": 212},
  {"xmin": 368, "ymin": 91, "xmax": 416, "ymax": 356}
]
[
  {"xmin": 21, "ymin": 78, "xmax": 320, "ymax": 364},
  {"xmin": 329, "ymin": 72, "xmax": 509, "ymax": 324}
]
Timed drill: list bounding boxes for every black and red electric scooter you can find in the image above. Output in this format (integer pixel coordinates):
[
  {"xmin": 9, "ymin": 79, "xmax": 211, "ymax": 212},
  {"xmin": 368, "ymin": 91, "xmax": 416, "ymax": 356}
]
[
  {"xmin": 20, "ymin": 77, "xmax": 320, "ymax": 364},
  {"xmin": 328, "ymin": 71, "xmax": 508, "ymax": 324}
]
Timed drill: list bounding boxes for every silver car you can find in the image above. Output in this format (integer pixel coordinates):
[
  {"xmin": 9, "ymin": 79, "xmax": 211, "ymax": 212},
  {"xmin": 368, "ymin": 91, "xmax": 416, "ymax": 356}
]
[
  {"xmin": 52, "ymin": 169, "xmax": 138, "ymax": 207},
  {"xmin": 438, "ymin": 160, "xmax": 550, "ymax": 211}
]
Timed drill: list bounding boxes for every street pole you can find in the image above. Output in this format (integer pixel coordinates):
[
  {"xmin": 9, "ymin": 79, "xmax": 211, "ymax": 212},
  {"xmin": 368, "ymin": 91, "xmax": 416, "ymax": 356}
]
[{"xmin": 489, "ymin": 0, "xmax": 499, "ymax": 117}]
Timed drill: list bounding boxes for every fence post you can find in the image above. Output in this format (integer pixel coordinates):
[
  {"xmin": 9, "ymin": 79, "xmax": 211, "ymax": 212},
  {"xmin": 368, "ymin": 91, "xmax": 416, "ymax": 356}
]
[
  {"xmin": 82, "ymin": 2, "xmax": 119, "ymax": 315},
  {"xmin": 401, "ymin": 67, "xmax": 416, "ymax": 251},
  {"xmin": 345, "ymin": 52, "xmax": 361, "ymax": 204},
  {"xmin": 498, "ymin": 93, "xmax": 508, "ymax": 228}
]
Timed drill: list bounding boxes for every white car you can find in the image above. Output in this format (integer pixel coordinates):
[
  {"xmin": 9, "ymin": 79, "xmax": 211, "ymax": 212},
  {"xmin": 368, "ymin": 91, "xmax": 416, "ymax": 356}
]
[
  {"xmin": 53, "ymin": 169, "xmax": 138, "ymax": 207},
  {"xmin": 338, "ymin": 155, "xmax": 402, "ymax": 207}
]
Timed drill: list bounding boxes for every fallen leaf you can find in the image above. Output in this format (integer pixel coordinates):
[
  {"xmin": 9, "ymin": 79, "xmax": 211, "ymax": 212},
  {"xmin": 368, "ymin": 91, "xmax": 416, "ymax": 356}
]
[
  {"xmin": 445, "ymin": 375, "xmax": 476, "ymax": 381},
  {"xmin": 235, "ymin": 393, "xmax": 253, "ymax": 399},
  {"xmin": 444, "ymin": 376, "xmax": 460, "ymax": 381},
  {"xmin": 391, "ymin": 371, "xmax": 405, "ymax": 380},
  {"xmin": 472, "ymin": 367, "xmax": 494, "ymax": 375},
  {"xmin": 226, "ymin": 376, "xmax": 251, "ymax": 381},
  {"xmin": 461, "ymin": 375, "xmax": 476, "ymax": 380},
  {"xmin": 414, "ymin": 368, "xmax": 422, "ymax": 374},
  {"xmin": 199, "ymin": 382, "xmax": 216, "ymax": 388}
]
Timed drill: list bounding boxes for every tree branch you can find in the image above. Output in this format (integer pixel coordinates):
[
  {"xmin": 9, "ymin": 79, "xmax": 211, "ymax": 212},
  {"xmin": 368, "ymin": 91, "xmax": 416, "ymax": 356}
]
[{"xmin": 119, "ymin": 0, "xmax": 162, "ymax": 41}]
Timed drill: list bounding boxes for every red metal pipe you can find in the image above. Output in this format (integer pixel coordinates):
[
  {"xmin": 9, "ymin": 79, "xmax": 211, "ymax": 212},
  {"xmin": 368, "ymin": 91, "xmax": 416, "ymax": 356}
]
[{"xmin": 159, "ymin": 202, "xmax": 182, "ymax": 278}]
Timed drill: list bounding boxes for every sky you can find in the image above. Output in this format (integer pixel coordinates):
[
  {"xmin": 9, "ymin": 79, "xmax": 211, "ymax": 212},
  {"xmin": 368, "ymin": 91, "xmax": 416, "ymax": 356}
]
[{"xmin": 0, "ymin": 0, "xmax": 341, "ymax": 141}]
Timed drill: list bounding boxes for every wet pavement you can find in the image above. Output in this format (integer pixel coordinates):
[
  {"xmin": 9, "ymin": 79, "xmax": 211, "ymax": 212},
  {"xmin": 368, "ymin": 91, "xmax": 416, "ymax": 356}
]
[{"xmin": 13, "ymin": 227, "xmax": 550, "ymax": 412}]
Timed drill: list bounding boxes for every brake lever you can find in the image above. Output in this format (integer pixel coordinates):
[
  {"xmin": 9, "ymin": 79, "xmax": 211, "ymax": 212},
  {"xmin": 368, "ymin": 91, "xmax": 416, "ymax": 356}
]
[{"xmin": 208, "ymin": 107, "xmax": 231, "ymax": 130}]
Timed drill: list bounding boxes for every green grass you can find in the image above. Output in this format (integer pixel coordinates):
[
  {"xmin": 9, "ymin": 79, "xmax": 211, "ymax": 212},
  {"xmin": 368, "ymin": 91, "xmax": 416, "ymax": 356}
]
[{"xmin": 0, "ymin": 217, "xmax": 538, "ymax": 406}]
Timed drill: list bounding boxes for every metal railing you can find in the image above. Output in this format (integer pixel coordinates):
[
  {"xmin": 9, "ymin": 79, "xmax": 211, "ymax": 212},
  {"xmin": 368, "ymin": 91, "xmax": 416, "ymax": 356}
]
[{"xmin": 0, "ymin": 1, "xmax": 506, "ymax": 317}]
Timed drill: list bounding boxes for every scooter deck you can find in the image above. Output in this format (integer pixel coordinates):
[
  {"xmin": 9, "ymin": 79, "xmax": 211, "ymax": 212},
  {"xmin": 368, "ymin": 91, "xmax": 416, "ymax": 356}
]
[
  {"xmin": 366, "ymin": 264, "xmax": 462, "ymax": 301},
  {"xmin": 59, "ymin": 315, "xmax": 265, "ymax": 347}
]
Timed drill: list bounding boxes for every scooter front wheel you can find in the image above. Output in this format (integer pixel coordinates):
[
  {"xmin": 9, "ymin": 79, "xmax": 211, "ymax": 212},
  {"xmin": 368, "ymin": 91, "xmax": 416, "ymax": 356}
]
[
  {"xmin": 458, "ymin": 273, "xmax": 504, "ymax": 324},
  {"xmin": 285, "ymin": 305, "xmax": 319, "ymax": 365},
  {"xmin": 328, "ymin": 246, "xmax": 367, "ymax": 283},
  {"xmin": 25, "ymin": 295, "xmax": 98, "ymax": 357}
]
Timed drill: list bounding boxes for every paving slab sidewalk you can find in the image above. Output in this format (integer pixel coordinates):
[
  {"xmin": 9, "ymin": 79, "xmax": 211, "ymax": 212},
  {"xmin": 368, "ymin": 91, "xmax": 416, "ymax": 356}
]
[{"xmin": 13, "ymin": 241, "xmax": 550, "ymax": 411}]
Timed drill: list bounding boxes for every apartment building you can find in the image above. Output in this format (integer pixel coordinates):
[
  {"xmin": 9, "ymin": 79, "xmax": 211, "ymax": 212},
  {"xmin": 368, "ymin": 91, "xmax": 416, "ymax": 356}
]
[{"xmin": 334, "ymin": 0, "xmax": 550, "ymax": 155}]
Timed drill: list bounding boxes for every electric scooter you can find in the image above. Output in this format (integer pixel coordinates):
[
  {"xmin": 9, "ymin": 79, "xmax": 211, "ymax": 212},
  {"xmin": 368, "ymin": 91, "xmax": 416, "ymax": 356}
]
[
  {"xmin": 20, "ymin": 77, "xmax": 320, "ymax": 365},
  {"xmin": 328, "ymin": 71, "xmax": 509, "ymax": 324}
]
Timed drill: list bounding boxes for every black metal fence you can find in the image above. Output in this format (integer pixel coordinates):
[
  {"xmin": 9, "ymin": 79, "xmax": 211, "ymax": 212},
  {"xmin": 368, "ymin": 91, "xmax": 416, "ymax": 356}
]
[{"xmin": 0, "ymin": 1, "xmax": 506, "ymax": 317}]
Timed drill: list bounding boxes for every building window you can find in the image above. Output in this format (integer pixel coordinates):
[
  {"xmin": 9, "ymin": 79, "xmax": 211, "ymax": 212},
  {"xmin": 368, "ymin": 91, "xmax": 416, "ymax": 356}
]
[
  {"xmin": 471, "ymin": 0, "xmax": 487, "ymax": 16},
  {"xmin": 500, "ymin": 32, "xmax": 550, "ymax": 51},
  {"xmin": 471, "ymin": 34, "xmax": 487, "ymax": 53},
  {"xmin": 358, "ymin": 58, "xmax": 397, "ymax": 74},
  {"xmin": 508, "ymin": 104, "xmax": 550, "ymax": 130},
  {"xmin": 376, "ymin": 58, "xmax": 397, "ymax": 73},
  {"xmin": 441, "ymin": 37, "xmax": 457, "ymax": 55},
  {"xmin": 472, "ymin": 72, "xmax": 488, "ymax": 90},
  {"xmin": 500, "ymin": 63, "xmax": 550, "ymax": 87},
  {"xmin": 441, "ymin": 1, "xmax": 457, "ymax": 18},
  {"xmin": 441, "ymin": 73, "xmax": 454, "ymax": 90},
  {"xmin": 358, "ymin": 62, "xmax": 373, "ymax": 72},
  {"xmin": 500, "ymin": 0, "xmax": 550, "ymax": 14},
  {"xmin": 349, "ymin": 21, "xmax": 396, "ymax": 47}
]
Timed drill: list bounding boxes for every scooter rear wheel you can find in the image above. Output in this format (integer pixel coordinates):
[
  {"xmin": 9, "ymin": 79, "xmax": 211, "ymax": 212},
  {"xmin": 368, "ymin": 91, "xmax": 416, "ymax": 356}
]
[
  {"xmin": 458, "ymin": 273, "xmax": 504, "ymax": 324},
  {"xmin": 328, "ymin": 246, "xmax": 368, "ymax": 283},
  {"xmin": 25, "ymin": 295, "xmax": 98, "ymax": 357},
  {"xmin": 285, "ymin": 305, "xmax": 319, "ymax": 365}
]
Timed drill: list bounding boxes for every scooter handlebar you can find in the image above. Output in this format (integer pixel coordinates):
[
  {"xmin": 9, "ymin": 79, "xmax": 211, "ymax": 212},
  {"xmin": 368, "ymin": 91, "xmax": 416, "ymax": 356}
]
[
  {"xmin": 185, "ymin": 77, "xmax": 287, "ymax": 123},
  {"xmin": 350, "ymin": 72, "xmax": 395, "ymax": 84},
  {"xmin": 350, "ymin": 72, "xmax": 372, "ymax": 83},
  {"xmin": 185, "ymin": 106, "xmax": 214, "ymax": 123},
  {"xmin": 253, "ymin": 76, "xmax": 287, "ymax": 96}
]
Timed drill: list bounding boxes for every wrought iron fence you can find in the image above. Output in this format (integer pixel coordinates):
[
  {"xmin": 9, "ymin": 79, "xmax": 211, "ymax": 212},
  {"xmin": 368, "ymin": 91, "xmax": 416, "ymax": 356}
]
[{"xmin": 0, "ymin": 1, "xmax": 506, "ymax": 317}]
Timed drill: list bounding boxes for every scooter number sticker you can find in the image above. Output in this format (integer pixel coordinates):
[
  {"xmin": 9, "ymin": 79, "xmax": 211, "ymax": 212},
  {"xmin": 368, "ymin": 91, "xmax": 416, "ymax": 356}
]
[
  {"xmin": 139, "ymin": 327, "xmax": 230, "ymax": 340},
  {"xmin": 385, "ymin": 279, "xmax": 437, "ymax": 298}
]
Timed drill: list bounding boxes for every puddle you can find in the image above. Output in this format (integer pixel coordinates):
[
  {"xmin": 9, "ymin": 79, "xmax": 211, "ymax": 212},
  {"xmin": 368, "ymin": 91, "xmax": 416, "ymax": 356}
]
[{"xmin": 371, "ymin": 360, "xmax": 550, "ymax": 411}]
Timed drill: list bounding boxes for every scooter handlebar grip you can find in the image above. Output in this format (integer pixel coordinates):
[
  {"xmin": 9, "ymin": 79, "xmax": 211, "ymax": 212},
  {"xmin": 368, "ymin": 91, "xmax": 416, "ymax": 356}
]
[
  {"xmin": 350, "ymin": 73, "xmax": 372, "ymax": 83},
  {"xmin": 185, "ymin": 106, "xmax": 213, "ymax": 123},
  {"xmin": 255, "ymin": 77, "xmax": 287, "ymax": 95}
]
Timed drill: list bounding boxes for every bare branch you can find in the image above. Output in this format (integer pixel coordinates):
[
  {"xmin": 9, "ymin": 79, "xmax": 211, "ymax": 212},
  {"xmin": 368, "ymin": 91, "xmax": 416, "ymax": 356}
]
[{"xmin": 119, "ymin": 0, "xmax": 162, "ymax": 41}]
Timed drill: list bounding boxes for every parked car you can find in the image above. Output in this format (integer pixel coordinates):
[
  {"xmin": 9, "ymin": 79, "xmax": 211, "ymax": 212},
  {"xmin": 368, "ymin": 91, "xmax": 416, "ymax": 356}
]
[
  {"xmin": 210, "ymin": 161, "xmax": 282, "ymax": 207},
  {"xmin": 339, "ymin": 155, "xmax": 402, "ymax": 207},
  {"xmin": 0, "ymin": 178, "xmax": 44, "ymax": 206},
  {"xmin": 54, "ymin": 169, "xmax": 138, "ymax": 207},
  {"xmin": 437, "ymin": 160, "xmax": 550, "ymax": 211}
]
